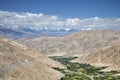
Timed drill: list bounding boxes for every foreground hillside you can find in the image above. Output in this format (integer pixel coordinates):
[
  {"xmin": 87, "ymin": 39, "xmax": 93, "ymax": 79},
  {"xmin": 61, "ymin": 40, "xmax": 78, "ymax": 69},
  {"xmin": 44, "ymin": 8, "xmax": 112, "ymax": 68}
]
[
  {"xmin": 20, "ymin": 30, "xmax": 120, "ymax": 56},
  {"xmin": 74, "ymin": 40, "xmax": 120, "ymax": 70},
  {"xmin": 0, "ymin": 37, "xmax": 65, "ymax": 80}
]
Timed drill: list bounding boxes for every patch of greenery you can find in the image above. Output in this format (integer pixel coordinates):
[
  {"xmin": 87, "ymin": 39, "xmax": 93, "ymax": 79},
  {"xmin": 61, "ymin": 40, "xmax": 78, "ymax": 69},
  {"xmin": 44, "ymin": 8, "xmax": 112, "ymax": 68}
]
[
  {"xmin": 50, "ymin": 56, "xmax": 120, "ymax": 80},
  {"xmin": 66, "ymin": 62, "xmax": 102, "ymax": 75}
]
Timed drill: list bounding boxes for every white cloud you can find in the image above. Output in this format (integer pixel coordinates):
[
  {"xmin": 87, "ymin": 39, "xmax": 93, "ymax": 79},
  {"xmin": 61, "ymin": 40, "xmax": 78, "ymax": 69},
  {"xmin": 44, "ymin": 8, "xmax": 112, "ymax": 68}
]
[
  {"xmin": 66, "ymin": 17, "xmax": 120, "ymax": 30},
  {"xmin": 0, "ymin": 11, "xmax": 120, "ymax": 30},
  {"xmin": 66, "ymin": 18, "xmax": 80, "ymax": 26},
  {"xmin": 81, "ymin": 28, "xmax": 93, "ymax": 31},
  {"xmin": 0, "ymin": 11, "xmax": 65, "ymax": 29}
]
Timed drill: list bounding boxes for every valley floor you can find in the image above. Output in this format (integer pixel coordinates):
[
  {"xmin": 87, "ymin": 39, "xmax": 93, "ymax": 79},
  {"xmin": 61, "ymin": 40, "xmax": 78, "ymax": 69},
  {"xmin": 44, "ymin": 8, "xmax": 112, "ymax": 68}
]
[{"xmin": 50, "ymin": 56, "xmax": 120, "ymax": 80}]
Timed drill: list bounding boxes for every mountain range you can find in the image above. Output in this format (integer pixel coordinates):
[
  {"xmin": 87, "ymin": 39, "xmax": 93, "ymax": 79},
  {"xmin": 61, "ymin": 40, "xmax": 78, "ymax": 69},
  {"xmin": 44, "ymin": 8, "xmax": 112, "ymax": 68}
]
[
  {"xmin": 20, "ymin": 30, "xmax": 120, "ymax": 56},
  {"xmin": 0, "ymin": 25, "xmax": 78, "ymax": 39}
]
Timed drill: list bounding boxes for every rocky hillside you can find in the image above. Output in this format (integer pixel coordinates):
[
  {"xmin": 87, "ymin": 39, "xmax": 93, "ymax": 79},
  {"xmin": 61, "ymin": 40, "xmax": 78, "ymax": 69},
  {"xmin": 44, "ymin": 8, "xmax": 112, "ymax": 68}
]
[
  {"xmin": 0, "ymin": 37, "xmax": 64, "ymax": 80},
  {"xmin": 20, "ymin": 30, "xmax": 120, "ymax": 56},
  {"xmin": 74, "ymin": 40, "xmax": 120, "ymax": 70}
]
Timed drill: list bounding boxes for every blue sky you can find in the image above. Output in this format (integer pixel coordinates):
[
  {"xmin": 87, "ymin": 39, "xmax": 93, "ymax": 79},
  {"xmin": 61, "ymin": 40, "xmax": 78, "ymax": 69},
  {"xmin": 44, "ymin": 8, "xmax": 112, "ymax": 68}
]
[
  {"xmin": 0, "ymin": 0, "xmax": 120, "ymax": 30},
  {"xmin": 0, "ymin": 0, "xmax": 120, "ymax": 18}
]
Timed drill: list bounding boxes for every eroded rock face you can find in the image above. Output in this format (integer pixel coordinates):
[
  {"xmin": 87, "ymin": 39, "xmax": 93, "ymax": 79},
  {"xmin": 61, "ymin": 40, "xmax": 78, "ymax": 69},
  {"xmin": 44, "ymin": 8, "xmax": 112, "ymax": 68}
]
[{"xmin": 0, "ymin": 37, "xmax": 64, "ymax": 80}]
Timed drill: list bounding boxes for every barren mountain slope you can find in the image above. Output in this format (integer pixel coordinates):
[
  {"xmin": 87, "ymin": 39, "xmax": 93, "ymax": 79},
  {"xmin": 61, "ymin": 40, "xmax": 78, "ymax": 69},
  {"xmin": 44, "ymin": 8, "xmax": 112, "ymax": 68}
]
[
  {"xmin": 0, "ymin": 37, "xmax": 64, "ymax": 80},
  {"xmin": 20, "ymin": 30, "xmax": 120, "ymax": 56},
  {"xmin": 74, "ymin": 40, "xmax": 120, "ymax": 70}
]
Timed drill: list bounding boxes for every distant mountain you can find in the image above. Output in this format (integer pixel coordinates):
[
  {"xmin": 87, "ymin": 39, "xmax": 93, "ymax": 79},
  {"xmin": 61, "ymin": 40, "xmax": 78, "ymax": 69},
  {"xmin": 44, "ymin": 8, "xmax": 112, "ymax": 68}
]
[
  {"xmin": 0, "ymin": 25, "xmax": 79, "ymax": 39},
  {"xmin": 0, "ymin": 37, "xmax": 64, "ymax": 80},
  {"xmin": 0, "ymin": 25, "xmax": 24, "ymax": 39},
  {"xmin": 20, "ymin": 30, "xmax": 120, "ymax": 56},
  {"xmin": 22, "ymin": 27, "xmax": 78, "ymax": 37}
]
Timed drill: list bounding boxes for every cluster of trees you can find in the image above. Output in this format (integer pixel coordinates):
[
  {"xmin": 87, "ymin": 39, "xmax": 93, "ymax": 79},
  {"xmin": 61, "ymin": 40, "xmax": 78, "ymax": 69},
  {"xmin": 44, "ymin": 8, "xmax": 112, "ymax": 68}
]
[{"xmin": 66, "ymin": 62, "xmax": 102, "ymax": 75}]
